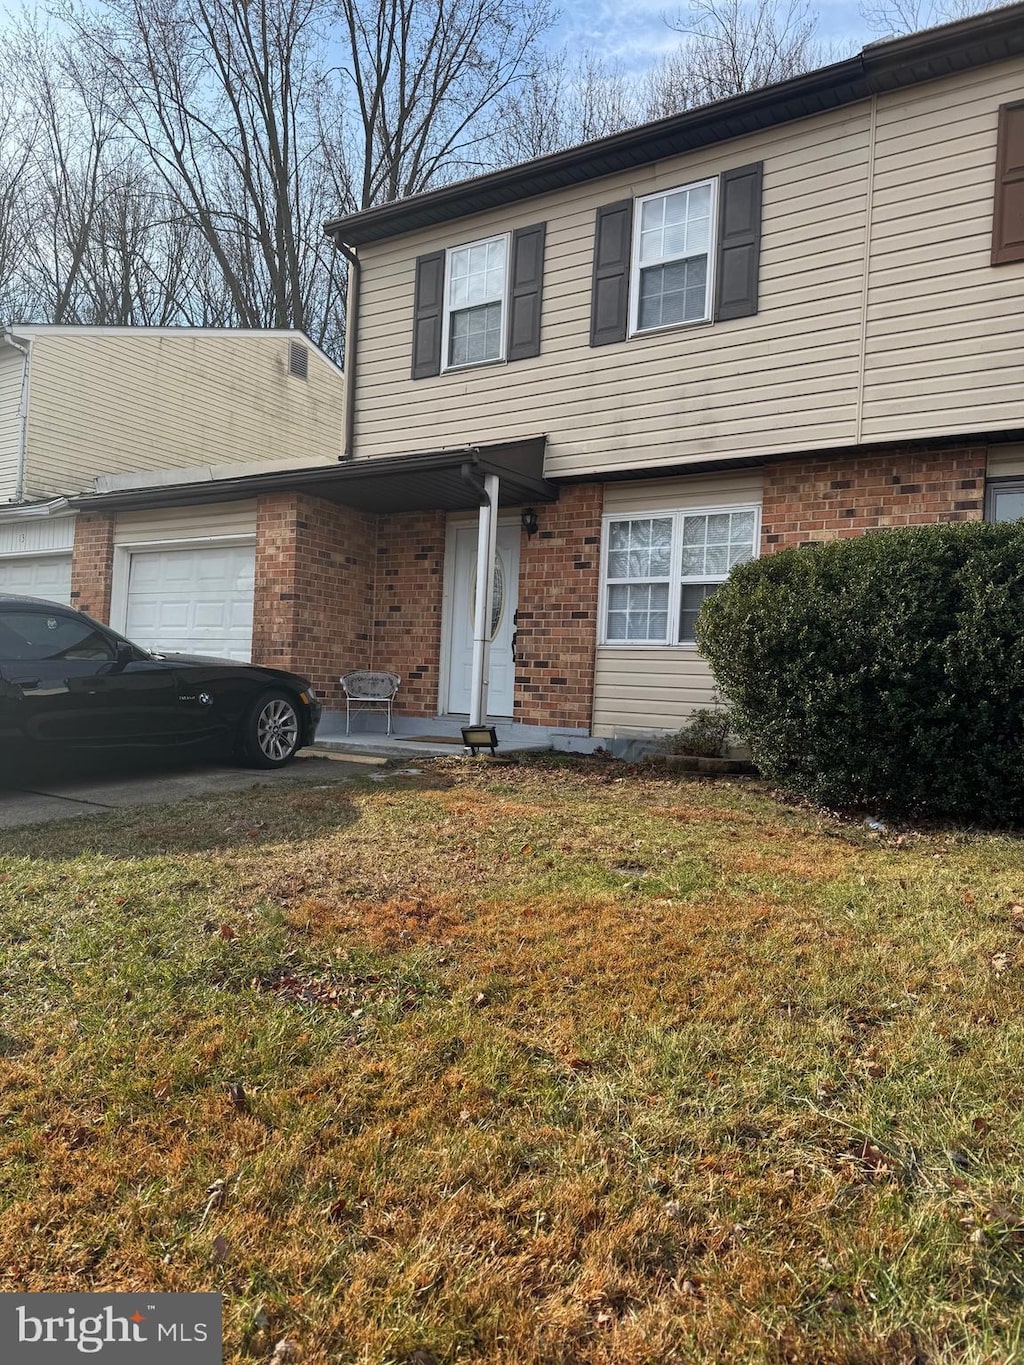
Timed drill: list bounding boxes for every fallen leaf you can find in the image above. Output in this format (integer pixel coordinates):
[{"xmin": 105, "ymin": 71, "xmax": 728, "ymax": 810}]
[
  {"xmin": 227, "ymin": 1083, "xmax": 248, "ymax": 1112},
  {"xmin": 211, "ymin": 1235, "xmax": 229, "ymax": 1265},
  {"xmin": 271, "ymin": 1340, "xmax": 300, "ymax": 1362},
  {"xmin": 991, "ymin": 952, "xmax": 1011, "ymax": 974},
  {"xmin": 219, "ymin": 924, "xmax": 236, "ymax": 941},
  {"xmin": 153, "ymin": 1079, "xmax": 173, "ymax": 1101}
]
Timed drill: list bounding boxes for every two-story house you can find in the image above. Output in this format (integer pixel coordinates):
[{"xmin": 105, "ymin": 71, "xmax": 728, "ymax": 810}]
[
  {"xmin": 0, "ymin": 326, "xmax": 343, "ymax": 659},
  {"xmin": 67, "ymin": 6, "xmax": 1024, "ymax": 744}
]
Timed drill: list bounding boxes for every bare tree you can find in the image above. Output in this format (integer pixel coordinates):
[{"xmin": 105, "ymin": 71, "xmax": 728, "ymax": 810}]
[
  {"xmin": 0, "ymin": 46, "xmax": 37, "ymax": 321},
  {"xmin": 659, "ymin": 0, "xmax": 825, "ymax": 110},
  {"xmin": 860, "ymin": 0, "xmax": 1002, "ymax": 36},
  {"xmin": 486, "ymin": 48, "xmax": 639, "ymax": 166}
]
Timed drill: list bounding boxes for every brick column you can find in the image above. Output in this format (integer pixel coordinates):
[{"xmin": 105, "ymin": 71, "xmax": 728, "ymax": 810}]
[
  {"xmin": 761, "ymin": 444, "xmax": 988, "ymax": 552},
  {"xmin": 373, "ymin": 511, "xmax": 447, "ymax": 718},
  {"xmin": 514, "ymin": 483, "xmax": 603, "ymax": 730},
  {"xmin": 252, "ymin": 492, "xmax": 376, "ymax": 708},
  {"xmin": 70, "ymin": 512, "xmax": 115, "ymax": 622}
]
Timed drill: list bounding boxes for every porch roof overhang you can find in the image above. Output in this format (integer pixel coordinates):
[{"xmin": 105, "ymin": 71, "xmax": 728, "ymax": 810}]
[{"xmin": 68, "ymin": 438, "xmax": 555, "ymax": 516}]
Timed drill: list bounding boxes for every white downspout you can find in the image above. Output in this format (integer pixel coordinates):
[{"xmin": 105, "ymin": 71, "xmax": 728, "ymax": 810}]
[
  {"xmin": 1, "ymin": 329, "xmax": 32, "ymax": 503},
  {"xmin": 469, "ymin": 472, "xmax": 500, "ymax": 726}
]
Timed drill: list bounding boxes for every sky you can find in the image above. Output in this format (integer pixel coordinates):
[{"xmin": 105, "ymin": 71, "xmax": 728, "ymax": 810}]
[
  {"xmin": 546, "ymin": 0, "xmax": 876, "ymax": 73},
  {"xmin": 0, "ymin": 0, "xmax": 881, "ymax": 71}
]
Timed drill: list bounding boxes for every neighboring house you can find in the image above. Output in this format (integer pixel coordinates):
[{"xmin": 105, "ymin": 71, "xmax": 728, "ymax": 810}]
[
  {"xmin": 0, "ymin": 326, "xmax": 342, "ymax": 659},
  {"xmin": 67, "ymin": 7, "xmax": 1024, "ymax": 744}
]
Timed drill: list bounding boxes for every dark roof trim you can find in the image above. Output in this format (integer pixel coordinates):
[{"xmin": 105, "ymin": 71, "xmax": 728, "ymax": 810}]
[
  {"xmin": 325, "ymin": 3, "xmax": 1024, "ymax": 247},
  {"xmin": 68, "ymin": 439, "xmax": 555, "ymax": 516}
]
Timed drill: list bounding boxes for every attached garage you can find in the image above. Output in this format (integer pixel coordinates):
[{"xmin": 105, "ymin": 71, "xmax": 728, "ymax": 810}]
[
  {"xmin": 0, "ymin": 513, "xmax": 75, "ymax": 604},
  {"xmin": 111, "ymin": 502, "xmax": 257, "ymax": 661},
  {"xmin": 124, "ymin": 543, "xmax": 255, "ymax": 660}
]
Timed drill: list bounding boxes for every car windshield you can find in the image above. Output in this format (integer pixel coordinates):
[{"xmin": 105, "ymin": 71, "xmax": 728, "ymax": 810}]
[{"xmin": 0, "ymin": 610, "xmax": 115, "ymax": 662}]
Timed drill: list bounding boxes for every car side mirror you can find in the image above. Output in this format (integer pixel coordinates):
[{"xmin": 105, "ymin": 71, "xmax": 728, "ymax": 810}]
[{"xmin": 114, "ymin": 641, "xmax": 135, "ymax": 672}]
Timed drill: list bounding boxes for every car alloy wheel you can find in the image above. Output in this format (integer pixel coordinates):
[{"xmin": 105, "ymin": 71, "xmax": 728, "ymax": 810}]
[{"xmin": 256, "ymin": 696, "xmax": 300, "ymax": 763}]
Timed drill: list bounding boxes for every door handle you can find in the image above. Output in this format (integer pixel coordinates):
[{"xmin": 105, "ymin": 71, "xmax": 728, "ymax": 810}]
[{"xmin": 511, "ymin": 631, "xmax": 517, "ymax": 662}]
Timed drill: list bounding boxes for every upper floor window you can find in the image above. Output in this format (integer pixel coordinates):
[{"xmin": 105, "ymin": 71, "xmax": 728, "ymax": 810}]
[
  {"xmin": 591, "ymin": 162, "xmax": 762, "ymax": 349},
  {"xmin": 631, "ymin": 179, "xmax": 716, "ymax": 334},
  {"xmin": 600, "ymin": 505, "xmax": 759, "ymax": 646},
  {"xmin": 412, "ymin": 224, "xmax": 545, "ymax": 380},
  {"xmin": 443, "ymin": 234, "xmax": 509, "ymax": 369},
  {"xmin": 987, "ymin": 478, "xmax": 1024, "ymax": 522}
]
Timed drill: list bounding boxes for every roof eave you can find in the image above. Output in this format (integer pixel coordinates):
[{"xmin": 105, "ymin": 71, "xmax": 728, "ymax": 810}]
[{"xmin": 324, "ymin": 1, "xmax": 1024, "ymax": 248}]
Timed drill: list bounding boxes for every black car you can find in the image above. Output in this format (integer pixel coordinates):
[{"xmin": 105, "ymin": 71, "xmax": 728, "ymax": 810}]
[{"xmin": 0, "ymin": 594, "xmax": 321, "ymax": 768}]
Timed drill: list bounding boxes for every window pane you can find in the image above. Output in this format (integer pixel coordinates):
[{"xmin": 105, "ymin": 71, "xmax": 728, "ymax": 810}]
[
  {"xmin": 605, "ymin": 518, "xmax": 673, "ymax": 579},
  {"xmin": 606, "ymin": 583, "xmax": 670, "ymax": 642},
  {"xmin": 730, "ymin": 510, "xmax": 756, "ymax": 543},
  {"xmin": 704, "ymin": 544, "xmax": 728, "ymax": 574},
  {"xmin": 639, "ymin": 185, "xmax": 711, "ymax": 264},
  {"xmin": 991, "ymin": 487, "xmax": 1024, "ymax": 522},
  {"xmin": 679, "ymin": 583, "xmax": 719, "ymax": 643},
  {"xmin": 449, "ymin": 302, "xmax": 503, "ymax": 366},
  {"xmin": 637, "ymin": 257, "xmax": 708, "ymax": 330},
  {"xmin": 681, "ymin": 515, "xmax": 707, "ymax": 545}
]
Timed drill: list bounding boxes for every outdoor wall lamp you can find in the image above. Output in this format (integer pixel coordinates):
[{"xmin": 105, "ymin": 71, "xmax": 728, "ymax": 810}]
[{"xmin": 521, "ymin": 507, "xmax": 539, "ymax": 537}]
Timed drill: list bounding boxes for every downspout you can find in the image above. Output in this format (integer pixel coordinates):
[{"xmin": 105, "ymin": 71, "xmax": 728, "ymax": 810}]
[
  {"xmin": 0, "ymin": 328, "xmax": 32, "ymax": 502},
  {"xmin": 333, "ymin": 239, "xmax": 360, "ymax": 461}
]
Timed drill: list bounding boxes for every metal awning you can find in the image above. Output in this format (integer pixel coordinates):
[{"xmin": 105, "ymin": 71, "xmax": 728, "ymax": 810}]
[{"xmin": 68, "ymin": 438, "xmax": 555, "ymax": 515}]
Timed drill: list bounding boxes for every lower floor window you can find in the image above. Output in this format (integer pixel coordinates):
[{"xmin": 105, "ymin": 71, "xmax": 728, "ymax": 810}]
[
  {"xmin": 987, "ymin": 478, "xmax": 1024, "ymax": 522},
  {"xmin": 602, "ymin": 506, "xmax": 759, "ymax": 645}
]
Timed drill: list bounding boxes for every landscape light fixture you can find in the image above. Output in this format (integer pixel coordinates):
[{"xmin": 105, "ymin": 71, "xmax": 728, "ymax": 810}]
[{"xmin": 462, "ymin": 725, "xmax": 499, "ymax": 756}]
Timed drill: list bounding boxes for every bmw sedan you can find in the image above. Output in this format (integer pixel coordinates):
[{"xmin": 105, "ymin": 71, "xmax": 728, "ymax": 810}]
[{"xmin": 0, "ymin": 594, "xmax": 321, "ymax": 769}]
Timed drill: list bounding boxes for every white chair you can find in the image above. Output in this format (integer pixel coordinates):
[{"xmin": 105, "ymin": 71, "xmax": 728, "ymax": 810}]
[{"xmin": 340, "ymin": 671, "xmax": 401, "ymax": 735}]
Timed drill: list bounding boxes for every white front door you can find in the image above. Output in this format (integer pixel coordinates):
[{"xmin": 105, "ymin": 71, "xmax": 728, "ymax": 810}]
[{"xmin": 446, "ymin": 523, "xmax": 520, "ymax": 716}]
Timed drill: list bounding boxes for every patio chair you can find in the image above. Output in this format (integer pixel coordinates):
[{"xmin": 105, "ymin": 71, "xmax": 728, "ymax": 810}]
[{"xmin": 339, "ymin": 670, "xmax": 401, "ymax": 735}]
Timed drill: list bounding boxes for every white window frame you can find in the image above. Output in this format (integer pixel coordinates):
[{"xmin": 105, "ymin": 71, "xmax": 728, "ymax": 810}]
[
  {"xmin": 598, "ymin": 503, "xmax": 760, "ymax": 648},
  {"xmin": 629, "ymin": 178, "xmax": 718, "ymax": 337},
  {"xmin": 440, "ymin": 231, "xmax": 511, "ymax": 373}
]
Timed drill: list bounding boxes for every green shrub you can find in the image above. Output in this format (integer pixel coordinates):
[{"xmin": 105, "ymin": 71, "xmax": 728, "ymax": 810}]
[
  {"xmin": 659, "ymin": 706, "xmax": 734, "ymax": 757},
  {"xmin": 695, "ymin": 521, "xmax": 1024, "ymax": 822}
]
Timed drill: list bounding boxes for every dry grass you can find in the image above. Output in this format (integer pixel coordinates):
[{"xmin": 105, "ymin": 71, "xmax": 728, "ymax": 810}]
[{"xmin": 1, "ymin": 755, "xmax": 1023, "ymax": 1364}]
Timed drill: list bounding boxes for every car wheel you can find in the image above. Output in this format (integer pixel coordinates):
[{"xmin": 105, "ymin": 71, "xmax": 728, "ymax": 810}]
[{"xmin": 242, "ymin": 689, "xmax": 301, "ymax": 768}]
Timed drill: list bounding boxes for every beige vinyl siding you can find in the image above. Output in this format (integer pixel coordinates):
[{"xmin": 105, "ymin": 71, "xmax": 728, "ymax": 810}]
[
  {"xmin": 353, "ymin": 57, "xmax": 1024, "ymax": 479},
  {"xmin": 22, "ymin": 331, "xmax": 343, "ymax": 499},
  {"xmin": 592, "ymin": 471, "xmax": 762, "ymax": 737},
  {"xmin": 113, "ymin": 501, "xmax": 257, "ymax": 546},
  {"xmin": 354, "ymin": 104, "xmax": 871, "ymax": 478},
  {"xmin": 988, "ymin": 443, "xmax": 1024, "ymax": 478},
  {"xmin": 861, "ymin": 60, "xmax": 1024, "ymax": 441},
  {"xmin": 0, "ymin": 347, "xmax": 25, "ymax": 503}
]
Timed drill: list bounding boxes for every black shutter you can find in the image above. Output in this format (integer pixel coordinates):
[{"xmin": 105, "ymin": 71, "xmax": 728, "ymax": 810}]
[
  {"xmin": 993, "ymin": 100, "xmax": 1024, "ymax": 266},
  {"xmin": 714, "ymin": 162, "xmax": 763, "ymax": 322},
  {"xmin": 411, "ymin": 250, "xmax": 445, "ymax": 379},
  {"xmin": 507, "ymin": 222, "xmax": 546, "ymax": 361},
  {"xmin": 590, "ymin": 199, "xmax": 633, "ymax": 347}
]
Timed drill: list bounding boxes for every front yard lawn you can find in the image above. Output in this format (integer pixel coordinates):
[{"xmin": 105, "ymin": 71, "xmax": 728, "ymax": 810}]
[{"xmin": 1, "ymin": 757, "xmax": 1023, "ymax": 1363}]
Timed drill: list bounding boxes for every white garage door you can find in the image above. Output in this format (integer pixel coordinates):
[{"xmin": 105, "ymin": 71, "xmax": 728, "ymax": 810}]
[
  {"xmin": 124, "ymin": 543, "xmax": 255, "ymax": 661},
  {"xmin": 0, "ymin": 553, "xmax": 73, "ymax": 604}
]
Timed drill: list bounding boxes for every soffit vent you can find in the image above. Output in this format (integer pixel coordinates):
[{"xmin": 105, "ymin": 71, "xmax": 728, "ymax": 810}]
[{"xmin": 289, "ymin": 341, "xmax": 309, "ymax": 380}]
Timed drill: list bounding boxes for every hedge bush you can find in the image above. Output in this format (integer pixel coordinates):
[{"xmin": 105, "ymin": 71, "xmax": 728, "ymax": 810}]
[{"xmin": 695, "ymin": 521, "xmax": 1024, "ymax": 821}]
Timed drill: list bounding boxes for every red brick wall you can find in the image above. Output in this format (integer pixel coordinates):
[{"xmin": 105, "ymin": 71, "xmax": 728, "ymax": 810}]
[
  {"xmin": 762, "ymin": 445, "xmax": 987, "ymax": 551},
  {"xmin": 514, "ymin": 483, "xmax": 603, "ymax": 729},
  {"xmin": 252, "ymin": 492, "xmax": 376, "ymax": 707},
  {"xmin": 70, "ymin": 513, "xmax": 115, "ymax": 622},
  {"xmin": 372, "ymin": 511, "xmax": 447, "ymax": 718}
]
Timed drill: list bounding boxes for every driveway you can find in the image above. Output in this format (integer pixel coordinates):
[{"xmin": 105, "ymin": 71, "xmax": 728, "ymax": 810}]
[{"xmin": 0, "ymin": 750, "xmax": 379, "ymax": 828}]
